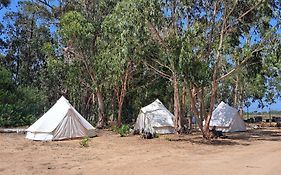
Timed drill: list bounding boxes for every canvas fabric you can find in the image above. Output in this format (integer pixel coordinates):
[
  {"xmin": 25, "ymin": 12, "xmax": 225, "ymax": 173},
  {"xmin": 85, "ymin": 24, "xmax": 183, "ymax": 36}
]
[
  {"xmin": 26, "ymin": 96, "xmax": 95, "ymax": 141},
  {"xmin": 210, "ymin": 101, "xmax": 246, "ymax": 132},
  {"xmin": 134, "ymin": 99, "xmax": 175, "ymax": 134}
]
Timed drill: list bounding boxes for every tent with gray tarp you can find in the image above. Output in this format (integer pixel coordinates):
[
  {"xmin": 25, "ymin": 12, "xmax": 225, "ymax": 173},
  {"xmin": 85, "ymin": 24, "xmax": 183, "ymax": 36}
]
[{"xmin": 134, "ymin": 99, "xmax": 175, "ymax": 134}]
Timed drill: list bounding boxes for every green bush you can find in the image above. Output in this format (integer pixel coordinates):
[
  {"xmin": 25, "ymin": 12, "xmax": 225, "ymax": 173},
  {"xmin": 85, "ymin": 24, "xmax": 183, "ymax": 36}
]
[
  {"xmin": 114, "ymin": 124, "xmax": 130, "ymax": 137},
  {"xmin": 0, "ymin": 67, "xmax": 47, "ymax": 127},
  {"xmin": 80, "ymin": 137, "xmax": 90, "ymax": 147}
]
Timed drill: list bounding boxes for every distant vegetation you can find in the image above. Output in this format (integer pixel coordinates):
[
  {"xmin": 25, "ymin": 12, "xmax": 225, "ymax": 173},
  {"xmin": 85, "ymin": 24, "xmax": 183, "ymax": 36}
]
[{"xmin": 246, "ymin": 110, "xmax": 281, "ymax": 115}]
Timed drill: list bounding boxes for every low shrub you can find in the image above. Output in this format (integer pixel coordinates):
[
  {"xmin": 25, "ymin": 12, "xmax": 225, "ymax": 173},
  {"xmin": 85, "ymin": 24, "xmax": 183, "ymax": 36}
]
[
  {"xmin": 114, "ymin": 124, "xmax": 130, "ymax": 137},
  {"xmin": 80, "ymin": 137, "xmax": 90, "ymax": 147}
]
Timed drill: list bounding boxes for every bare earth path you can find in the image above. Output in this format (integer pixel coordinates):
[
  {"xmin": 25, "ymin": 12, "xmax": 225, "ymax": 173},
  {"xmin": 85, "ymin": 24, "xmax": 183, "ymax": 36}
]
[{"xmin": 0, "ymin": 128, "xmax": 281, "ymax": 175}]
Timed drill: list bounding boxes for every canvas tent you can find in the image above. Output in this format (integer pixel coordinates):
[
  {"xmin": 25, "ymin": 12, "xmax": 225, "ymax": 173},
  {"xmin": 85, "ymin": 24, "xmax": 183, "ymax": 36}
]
[
  {"xmin": 26, "ymin": 96, "xmax": 96, "ymax": 141},
  {"xmin": 134, "ymin": 99, "xmax": 175, "ymax": 134},
  {"xmin": 210, "ymin": 101, "xmax": 246, "ymax": 132}
]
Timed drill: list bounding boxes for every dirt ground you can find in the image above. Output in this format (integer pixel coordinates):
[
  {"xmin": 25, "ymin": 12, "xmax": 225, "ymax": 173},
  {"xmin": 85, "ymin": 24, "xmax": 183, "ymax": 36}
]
[{"xmin": 0, "ymin": 127, "xmax": 281, "ymax": 175}]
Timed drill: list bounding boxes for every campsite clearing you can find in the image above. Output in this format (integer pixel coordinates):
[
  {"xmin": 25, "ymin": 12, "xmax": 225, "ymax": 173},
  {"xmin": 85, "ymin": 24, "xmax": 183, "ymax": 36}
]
[{"xmin": 0, "ymin": 128, "xmax": 281, "ymax": 175}]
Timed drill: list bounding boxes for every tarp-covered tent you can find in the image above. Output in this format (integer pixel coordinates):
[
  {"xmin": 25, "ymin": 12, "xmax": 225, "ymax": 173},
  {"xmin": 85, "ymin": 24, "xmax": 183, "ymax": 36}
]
[
  {"xmin": 26, "ymin": 96, "xmax": 96, "ymax": 141},
  {"xmin": 210, "ymin": 101, "xmax": 246, "ymax": 132},
  {"xmin": 134, "ymin": 99, "xmax": 175, "ymax": 134}
]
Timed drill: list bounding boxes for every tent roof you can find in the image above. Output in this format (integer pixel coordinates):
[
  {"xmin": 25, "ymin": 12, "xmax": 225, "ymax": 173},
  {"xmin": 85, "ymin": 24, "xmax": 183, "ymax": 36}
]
[
  {"xmin": 141, "ymin": 99, "xmax": 173, "ymax": 115},
  {"xmin": 210, "ymin": 101, "xmax": 238, "ymax": 127},
  {"xmin": 26, "ymin": 96, "xmax": 94, "ymax": 133},
  {"xmin": 139, "ymin": 99, "xmax": 174, "ymax": 127}
]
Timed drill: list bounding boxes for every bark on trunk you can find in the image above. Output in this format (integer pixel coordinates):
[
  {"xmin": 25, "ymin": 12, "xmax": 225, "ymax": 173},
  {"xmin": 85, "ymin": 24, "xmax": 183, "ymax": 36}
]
[
  {"xmin": 116, "ymin": 62, "xmax": 132, "ymax": 127},
  {"xmin": 88, "ymin": 93, "xmax": 95, "ymax": 122},
  {"xmin": 117, "ymin": 105, "xmax": 122, "ymax": 126},
  {"xmin": 198, "ymin": 87, "xmax": 207, "ymax": 121},
  {"xmin": 203, "ymin": 15, "xmax": 226, "ymax": 139},
  {"xmin": 109, "ymin": 91, "xmax": 115, "ymax": 123},
  {"xmin": 96, "ymin": 88, "xmax": 106, "ymax": 128},
  {"xmin": 188, "ymin": 115, "xmax": 192, "ymax": 131},
  {"xmin": 234, "ymin": 73, "xmax": 239, "ymax": 108},
  {"xmin": 203, "ymin": 81, "xmax": 217, "ymax": 139},
  {"xmin": 189, "ymin": 86, "xmax": 203, "ymax": 132},
  {"xmin": 239, "ymin": 82, "xmax": 244, "ymax": 118},
  {"xmin": 181, "ymin": 79, "xmax": 188, "ymax": 123},
  {"xmin": 173, "ymin": 75, "xmax": 181, "ymax": 133}
]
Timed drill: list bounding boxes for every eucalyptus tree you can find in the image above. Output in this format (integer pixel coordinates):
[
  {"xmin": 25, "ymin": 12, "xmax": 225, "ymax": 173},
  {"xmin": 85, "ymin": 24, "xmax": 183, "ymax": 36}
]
[
  {"xmin": 179, "ymin": 0, "xmax": 279, "ymax": 138},
  {"xmin": 98, "ymin": 0, "xmax": 161, "ymax": 126},
  {"xmin": 59, "ymin": 1, "xmax": 120, "ymax": 127},
  {"xmin": 2, "ymin": 1, "xmax": 54, "ymax": 87},
  {"xmin": 100, "ymin": 0, "xmax": 280, "ymax": 138}
]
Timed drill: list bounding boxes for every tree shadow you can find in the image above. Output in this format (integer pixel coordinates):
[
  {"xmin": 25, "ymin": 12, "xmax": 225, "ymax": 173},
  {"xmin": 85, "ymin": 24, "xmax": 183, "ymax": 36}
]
[
  {"xmin": 226, "ymin": 128, "xmax": 281, "ymax": 142},
  {"xmin": 164, "ymin": 135, "xmax": 247, "ymax": 146},
  {"xmin": 164, "ymin": 127, "xmax": 281, "ymax": 146}
]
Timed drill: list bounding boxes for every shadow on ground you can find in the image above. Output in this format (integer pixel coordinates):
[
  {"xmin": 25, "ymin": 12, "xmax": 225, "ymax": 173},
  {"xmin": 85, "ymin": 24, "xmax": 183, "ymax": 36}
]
[
  {"xmin": 163, "ymin": 127, "xmax": 281, "ymax": 146},
  {"xmin": 227, "ymin": 128, "xmax": 281, "ymax": 142}
]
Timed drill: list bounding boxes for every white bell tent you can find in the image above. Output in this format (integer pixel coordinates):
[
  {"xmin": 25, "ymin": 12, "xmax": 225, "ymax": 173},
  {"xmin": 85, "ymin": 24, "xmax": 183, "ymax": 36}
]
[
  {"xmin": 210, "ymin": 101, "xmax": 246, "ymax": 132},
  {"xmin": 134, "ymin": 99, "xmax": 175, "ymax": 134},
  {"xmin": 26, "ymin": 96, "xmax": 96, "ymax": 141}
]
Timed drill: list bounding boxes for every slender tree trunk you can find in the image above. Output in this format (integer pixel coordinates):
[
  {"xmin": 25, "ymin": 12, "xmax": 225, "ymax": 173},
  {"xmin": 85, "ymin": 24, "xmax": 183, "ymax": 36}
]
[
  {"xmin": 96, "ymin": 88, "xmax": 106, "ymax": 128},
  {"xmin": 117, "ymin": 105, "xmax": 122, "ymax": 126},
  {"xmin": 188, "ymin": 115, "xmax": 192, "ymax": 131},
  {"xmin": 203, "ymin": 14, "xmax": 227, "ymax": 139},
  {"xmin": 117, "ymin": 61, "xmax": 132, "ymax": 126},
  {"xmin": 90, "ymin": 93, "xmax": 95, "ymax": 122},
  {"xmin": 181, "ymin": 79, "xmax": 187, "ymax": 123},
  {"xmin": 189, "ymin": 85, "xmax": 203, "ymax": 132},
  {"xmin": 110, "ymin": 91, "xmax": 115, "ymax": 123},
  {"xmin": 173, "ymin": 75, "xmax": 181, "ymax": 133},
  {"xmin": 234, "ymin": 71, "xmax": 239, "ymax": 108},
  {"xmin": 239, "ymin": 82, "xmax": 244, "ymax": 118},
  {"xmin": 198, "ymin": 87, "xmax": 207, "ymax": 121}
]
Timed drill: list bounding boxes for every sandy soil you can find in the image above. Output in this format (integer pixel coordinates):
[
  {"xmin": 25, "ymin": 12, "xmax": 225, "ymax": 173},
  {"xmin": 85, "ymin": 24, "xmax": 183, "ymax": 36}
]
[{"xmin": 0, "ymin": 128, "xmax": 281, "ymax": 175}]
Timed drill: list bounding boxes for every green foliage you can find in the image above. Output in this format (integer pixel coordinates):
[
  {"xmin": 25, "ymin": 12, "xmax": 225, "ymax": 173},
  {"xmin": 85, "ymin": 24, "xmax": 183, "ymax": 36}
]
[
  {"xmin": 113, "ymin": 124, "xmax": 130, "ymax": 137},
  {"xmin": 0, "ymin": 66, "xmax": 47, "ymax": 127},
  {"xmin": 98, "ymin": 0, "xmax": 159, "ymax": 84},
  {"xmin": 0, "ymin": 86, "xmax": 47, "ymax": 127},
  {"xmin": 59, "ymin": 11, "xmax": 95, "ymax": 43},
  {"xmin": 154, "ymin": 133, "xmax": 160, "ymax": 138},
  {"xmin": 80, "ymin": 137, "xmax": 90, "ymax": 148}
]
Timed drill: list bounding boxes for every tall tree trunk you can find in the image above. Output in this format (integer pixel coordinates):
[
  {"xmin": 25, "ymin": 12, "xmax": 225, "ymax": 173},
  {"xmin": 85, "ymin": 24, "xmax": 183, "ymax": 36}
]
[
  {"xmin": 74, "ymin": 51, "xmax": 107, "ymax": 129},
  {"xmin": 239, "ymin": 82, "xmax": 244, "ymax": 118},
  {"xmin": 188, "ymin": 115, "xmax": 192, "ymax": 131},
  {"xmin": 173, "ymin": 75, "xmax": 181, "ymax": 133},
  {"xmin": 109, "ymin": 91, "xmax": 115, "ymax": 123},
  {"xmin": 204, "ymin": 14, "xmax": 227, "ymax": 139},
  {"xmin": 89, "ymin": 93, "xmax": 95, "ymax": 122},
  {"xmin": 189, "ymin": 85, "xmax": 203, "ymax": 132},
  {"xmin": 96, "ymin": 88, "xmax": 106, "ymax": 128},
  {"xmin": 116, "ymin": 61, "xmax": 132, "ymax": 126},
  {"xmin": 181, "ymin": 79, "xmax": 187, "ymax": 123},
  {"xmin": 198, "ymin": 87, "xmax": 207, "ymax": 121},
  {"xmin": 234, "ymin": 71, "xmax": 239, "ymax": 108}
]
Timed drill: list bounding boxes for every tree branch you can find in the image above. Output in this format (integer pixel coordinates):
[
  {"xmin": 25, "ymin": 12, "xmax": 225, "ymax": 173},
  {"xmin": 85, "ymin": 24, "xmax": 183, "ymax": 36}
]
[
  {"xmin": 216, "ymin": 46, "xmax": 264, "ymax": 82},
  {"xmin": 147, "ymin": 22, "xmax": 170, "ymax": 50},
  {"xmin": 37, "ymin": 0, "xmax": 54, "ymax": 10},
  {"xmin": 64, "ymin": 47, "xmax": 97, "ymax": 84},
  {"xmin": 152, "ymin": 59, "xmax": 174, "ymax": 74},
  {"xmin": 223, "ymin": 1, "xmax": 262, "ymax": 33},
  {"xmin": 143, "ymin": 61, "xmax": 171, "ymax": 80}
]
